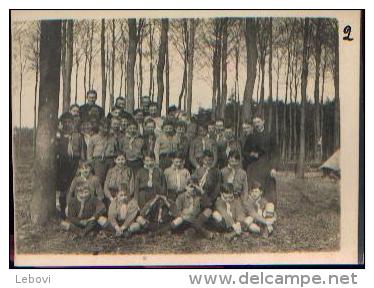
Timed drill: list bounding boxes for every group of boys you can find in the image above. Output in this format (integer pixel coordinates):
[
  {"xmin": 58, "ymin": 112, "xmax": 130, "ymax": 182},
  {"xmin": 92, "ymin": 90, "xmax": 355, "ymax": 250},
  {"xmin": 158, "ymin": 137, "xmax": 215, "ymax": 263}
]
[{"xmin": 56, "ymin": 90, "xmax": 278, "ymax": 240}]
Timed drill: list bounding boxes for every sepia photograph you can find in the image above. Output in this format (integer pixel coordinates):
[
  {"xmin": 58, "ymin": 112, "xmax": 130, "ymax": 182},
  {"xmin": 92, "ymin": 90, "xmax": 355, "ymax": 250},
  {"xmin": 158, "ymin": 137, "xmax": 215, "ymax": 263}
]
[{"xmin": 10, "ymin": 10, "xmax": 362, "ymax": 267}]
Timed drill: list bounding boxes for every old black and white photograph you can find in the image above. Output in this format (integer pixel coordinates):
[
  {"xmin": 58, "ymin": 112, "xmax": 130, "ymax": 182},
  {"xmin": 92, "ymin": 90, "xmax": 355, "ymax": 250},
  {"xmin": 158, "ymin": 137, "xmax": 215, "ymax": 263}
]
[{"xmin": 10, "ymin": 10, "xmax": 362, "ymax": 266}]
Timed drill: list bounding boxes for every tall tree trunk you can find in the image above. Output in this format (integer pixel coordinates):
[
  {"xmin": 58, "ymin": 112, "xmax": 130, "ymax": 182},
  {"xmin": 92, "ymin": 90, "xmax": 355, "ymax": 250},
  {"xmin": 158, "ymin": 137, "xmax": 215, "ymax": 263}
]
[
  {"xmin": 111, "ymin": 19, "xmax": 115, "ymax": 109},
  {"xmin": 179, "ymin": 20, "xmax": 188, "ymax": 110},
  {"xmin": 267, "ymin": 19, "xmax": 273, "ymax": 133},
  {"xmin": 157, "ymin": 19, "xmax": 168, "ymax": 114},
  {"xmin": 293, "ymin": 55, "xmax": 298, "ymax": 159},
  {"xmin": 148, "ymin": 21, "xmax": 154, "ymax": 99},
  {"xmin": 220, "ymin": 18, "xmax": 228, "ymax": 119},
  {"xmin": 259, "ymin": 54, "xmax": 266, "ymax": 118},
  {"xmin": 62, "ymin": 20, "xmax": 73, "ymax": 112},
  {"xmin": 138, "ymin": 28, "xmax": 143, "ymax": 99},
  {"xmin": 18, "ymin": 35, "xmax": 24, "ymax": 158},
  {"xmin": 83, "ymin": 50, "xmax": 88, "ymax": 102},
  {"xmin": 211, "ymin": 21, "xmax": 219, "ymax": 120},
  {"xmin": 243, "ymin": 18, "xmax": 257, "ymax": 122},
  {"xmin": 320, "ymin": 48, "xmax": 327, "ymax": 159},
  {"xmin": 127, "ymin": 19, "xmax": 137, "ymax": 113},
  {"xmin": 88, "ymin": 20, "xmax": 94, "ymax": 90},
  {"xmin": 30, "ymin": 20, "xmax": 62, "ymax": 225},
  {"xmin": 296, "ymin": 18, "xmax": 310, "ymax": 178},
  {"xmin": 119, "ymin": 55, "xmax": 124, "ymax": 96},
  {"xmin": 186, "ymin": 19, "xmax": 195, "ymax": 117},
  {"xmin": 33, "ymin": 31, "xmax": 40, "ymax": 158},
  {"xmin": 165, "ymin": 34, "xmax": 170, "ymax": 114},
  {"xmin": 74, "ymin": 59, "xmax": 79, "ymax": 103},
  {"xmin": 275, "ymin": 61, "xmax": 280, "ymax": 146},
  {"xmin": 282, "ymin": 44, "xmax": 291, "ymax": 161},
  {"xmin": 313, "ymin": 19, "xmax": 322, "ymax": 161},
  {"xmin": 101, "ymin": 19, "xmax": 107, "ymax": 111},
  {"xmin": 333, "ymin": 21, "xmax": 340, "ymax": 150}
]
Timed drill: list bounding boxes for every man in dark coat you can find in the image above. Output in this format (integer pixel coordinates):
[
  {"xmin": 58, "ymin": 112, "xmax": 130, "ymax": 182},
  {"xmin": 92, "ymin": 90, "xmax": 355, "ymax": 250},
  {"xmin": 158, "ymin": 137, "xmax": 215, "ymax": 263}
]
[
  {"xmin": 79, "ymin": 90, "xmax": 105, "ymax": 122},
  {"xmin": 243, "ymin": 117, "xmax": 278, "ymax": 206}
]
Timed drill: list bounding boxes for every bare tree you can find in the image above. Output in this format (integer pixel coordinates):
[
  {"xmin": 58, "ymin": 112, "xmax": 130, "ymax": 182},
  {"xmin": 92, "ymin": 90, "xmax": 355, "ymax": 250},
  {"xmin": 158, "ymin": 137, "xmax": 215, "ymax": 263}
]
[
  {"xmin": 101, "ymin": 19, "xmax": 107, "ymax": 111},
  {"xmin": 267, "ymin": 18, "xmax": 273, "ymax": 133},
  {"xmin": 30, "ymin": 20, "xmax": 62, "ymax": 225},
  {"xmin": 243, "ymin": 18, "xmax": 258, "ymax": 122},
  {"xmin": 127, "ymin": 19, "xmax": 145, "ymax": 113},
  {"xmin": 110, "ymin": 19, "xmax": 115, "ymax": 108},
  {"xmin": 296, "ymin": 18, "xmax": 311, "ymax": 178},
  {"xmin": 220, "ymin": 18, "xmax": 228, "ymax": 119},
  {"xmin": 157, "ymin": 19, "xmax": 169, "ymax": 114},
  {"xmin": 186, "ymin": 19, "xmax": 196, "ymax": 117},
  {"xmin": 313, "ymin": 19, "xmax": 323, "ymax": 161},
  {"xmin": 62, "ymin": 20, "xmax": 73, "ymax": 112}
]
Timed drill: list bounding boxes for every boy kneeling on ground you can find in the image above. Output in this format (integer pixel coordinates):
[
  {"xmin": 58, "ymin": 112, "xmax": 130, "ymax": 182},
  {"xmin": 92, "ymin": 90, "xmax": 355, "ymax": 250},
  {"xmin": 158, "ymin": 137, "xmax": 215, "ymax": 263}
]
[
  {"xmin": 241, "ymin": 181, "xmax": 276, "ymax": 237},
  {"xmin": 61, "ymin": 180, "xmax": 107, "ymax": 238},
  {"xmin": 108, "ymin": 184, "xmax": 141, "ymax": 238}
]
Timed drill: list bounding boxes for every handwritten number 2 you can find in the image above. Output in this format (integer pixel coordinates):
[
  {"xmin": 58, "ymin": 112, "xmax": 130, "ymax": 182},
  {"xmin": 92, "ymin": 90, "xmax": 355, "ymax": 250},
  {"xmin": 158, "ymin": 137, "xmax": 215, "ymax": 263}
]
[{"xmin": 343, "ymin": 25, "xmax": 353, "ymax": 41}]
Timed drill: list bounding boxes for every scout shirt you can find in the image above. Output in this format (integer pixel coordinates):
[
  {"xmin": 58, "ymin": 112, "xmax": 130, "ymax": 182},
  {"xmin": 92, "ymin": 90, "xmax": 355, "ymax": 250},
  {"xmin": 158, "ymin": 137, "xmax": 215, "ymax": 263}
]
[
  {"xmin": 120, "ymin": 133, "xmax": 144, "ymax": 162},
  {"xmin": 154, "ymin": 133, "xmax": 179, "ymax": 165},
  {"xmin": 108, "ymin": 198, "xmax": 139, "ymax": 228},
  {"xmin": 104, "ymin": 165, "xmax": 135, "ymax": 199},
  {"xmin": 220, "ymin": 165, "xmax": 248, "ymax": 197},
  {"xmin": 87, "ymin": 133, "xmax": 118, "ymax": 161},
  {"xmin": 189, "ymin": 136, "xmax": 218, "ymax": 169},
  {"xmin": 164, "ymin": 165, "xmax": 191, "ymax": 193},
  {"xmin": 67, "ymin": 175, "xmax": 104, "ymax": 203},
  {"xmin": 214, "ymin": 196, "xmax": 246, "ymax": 228},
  {"xmin": 134, "ymin": 166, "xmax": 167, "ymax": 209},
  {"xmin": 192, "ymin": 165, "xmax": 222, "ymax": 208},
  {"xmin": 67, "ymin": 195, "xmax": 105, "ymax": 226},
  {"xmin": 171, "ymin": 191, "xmax": 201, "ymax": 221}
]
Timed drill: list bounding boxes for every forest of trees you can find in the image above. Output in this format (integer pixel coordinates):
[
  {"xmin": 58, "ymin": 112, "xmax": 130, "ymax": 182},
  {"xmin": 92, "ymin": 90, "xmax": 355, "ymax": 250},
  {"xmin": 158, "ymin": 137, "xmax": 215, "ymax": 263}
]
[{"xmin": 11, "ymin": 17, "xmax": 340, "ymax": 224}]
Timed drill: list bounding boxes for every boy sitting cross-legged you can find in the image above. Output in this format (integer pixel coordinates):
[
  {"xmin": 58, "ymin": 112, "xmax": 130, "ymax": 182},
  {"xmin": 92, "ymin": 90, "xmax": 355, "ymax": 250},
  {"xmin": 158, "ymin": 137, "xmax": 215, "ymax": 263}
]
[
  {"xmin": 108, "ymin": 184, "xmax": 142, "ymax": 238},
  {"xmin": 157, "ymin": 177, "xmax": 213, "ymax": 239},
  {"xmin": 241, "ymin": 181, "xmax": 277, "ymax": 237},
  {"xmin": 212, "ymin": 183, "xmax": 246, "ymax": 240},
  {"xmin": 61, "ymin": 181, "xmax": 107, "ymax": 238}
]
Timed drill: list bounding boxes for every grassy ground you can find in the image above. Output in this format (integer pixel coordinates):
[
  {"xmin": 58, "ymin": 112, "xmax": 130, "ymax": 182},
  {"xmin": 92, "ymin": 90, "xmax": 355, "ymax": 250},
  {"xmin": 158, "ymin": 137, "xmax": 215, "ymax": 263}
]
[{"xmin": 13, "ymin": 152, "xmax": 340, "ymax": 255}]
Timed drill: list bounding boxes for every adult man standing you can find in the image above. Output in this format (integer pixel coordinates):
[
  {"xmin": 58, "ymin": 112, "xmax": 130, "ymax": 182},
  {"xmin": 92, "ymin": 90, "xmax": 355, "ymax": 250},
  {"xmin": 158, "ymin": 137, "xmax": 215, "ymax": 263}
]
[
  {"xmin": 79, "ymin": 90, "xmax": 105, "ymax": 122},
  {"xmin": 244, "ymin": 117, "xmax": 278, "ymax": 206}
]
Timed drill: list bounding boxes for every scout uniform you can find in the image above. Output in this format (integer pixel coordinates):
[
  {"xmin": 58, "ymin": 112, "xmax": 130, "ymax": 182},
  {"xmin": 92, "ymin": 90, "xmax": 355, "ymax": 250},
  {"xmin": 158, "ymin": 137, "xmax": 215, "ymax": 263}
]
[
  {"xmin": 164, "ymin": 165, "xmax": 191, "ymax": 201},
  {"xmin": 220, "ymin": 165, "xmax": 248, "ymax": 198},
  {"xmin": 192, "ymin": 165, "xmax": 222, "ymax": 209},
  {"xmin": 67, "ymin": 175, "xmax": 104, "ymax": 204},
  {"xmin": 87, "ymin": 133, "xmax": 119, "ymax": 185},
  {"xmin": 241, "ymin": 189, "xmax": 276, "ymax": 235},
  {"xmin": 108, "ymin": 197, "xmax": 141, "ymax": 234},
  {"xmin": 104, "ymin": 165, "xmax": 135, "ymax": 200},
  {"xmin": 134, "ymin": 166, "xmax": 169, "ymax": 226},
  {"xmin": 154, "ymin": 133, "xmax": 179, "ymax": 171},
  {"xmin": 189, "ymin": 136, "xmax": 218, "ymax": 169},
  {"xmin": 213, "ymin": 195, "xmax": 246, "ymax": 235},
  {"xmin": 63, "ymin": 188, "xmax": 107, "ymax": 235},
  {"xmin": 120, "ymin": 133, "xmax": 144, "ymax": 174}
]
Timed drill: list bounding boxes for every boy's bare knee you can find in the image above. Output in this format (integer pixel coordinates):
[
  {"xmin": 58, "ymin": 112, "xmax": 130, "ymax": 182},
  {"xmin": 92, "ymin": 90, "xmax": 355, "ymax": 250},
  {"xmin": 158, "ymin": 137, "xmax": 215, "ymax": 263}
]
[
  {"xmin": 212, "ymin": 211, "xmax": 222, "ymax": 222},
  {"xmin": 249, "ymin": 223, "xmax": 261, "ymax": 234},
  {"xmin": 171, "ymin": 217, "xmax": 183, "ymax": 228},
  {"xmin": 129, "ymin": 222, "xmax": 141, "ymax": 233},
  {"xmin": 136, "ymin": 216, "xmax": 147, "ymax": 226},
  {"xmin": 203, "ymin": 208, "xmax": 212, "ymax": 218},
  {"xmin": 98, "ymin": 216, "xmax": 108, "ymax": 227},
  {"xmin": 244, "ymin": 216, "xmax": 254, "ymax": 226},
  {"xmin": 61, "ymin": 220, "xmax": 71, "ymax": 231}
]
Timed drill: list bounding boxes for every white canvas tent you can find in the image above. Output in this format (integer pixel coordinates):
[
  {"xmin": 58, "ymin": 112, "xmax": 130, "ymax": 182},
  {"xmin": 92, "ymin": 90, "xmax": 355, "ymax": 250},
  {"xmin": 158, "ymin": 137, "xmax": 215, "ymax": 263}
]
[{"xmin": 319, "ymin": 149, "xmax": 340, "ymax": 178}]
